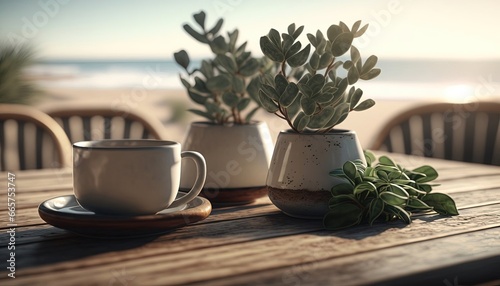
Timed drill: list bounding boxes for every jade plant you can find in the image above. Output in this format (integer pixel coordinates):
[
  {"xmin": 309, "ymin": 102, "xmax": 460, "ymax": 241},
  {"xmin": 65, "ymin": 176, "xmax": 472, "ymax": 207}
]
[
  {"xmin": 258, "ymin": 22, "xmax": 380, "ymax": 133},
  {"xmin": 174, "ymin": 11, "xmax": 273, "ymax": 125},
  {"xmin": 324, "ymin": 151, "xmax": 459, "ymax": 230}
]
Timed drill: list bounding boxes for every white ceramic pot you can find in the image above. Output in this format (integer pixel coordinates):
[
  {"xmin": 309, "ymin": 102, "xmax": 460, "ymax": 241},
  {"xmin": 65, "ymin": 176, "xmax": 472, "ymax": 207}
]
[
  {"xmin": 180, "ymin": 122, "xmax": 274, "ymax": 204},
  {"xmin": 266, "ymin": 129, "xmax": 365, "ymax": 219}
]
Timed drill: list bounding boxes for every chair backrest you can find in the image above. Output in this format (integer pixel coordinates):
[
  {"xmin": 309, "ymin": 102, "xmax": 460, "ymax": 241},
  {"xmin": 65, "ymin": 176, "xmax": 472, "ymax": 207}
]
[
  {"xmin": 45, "ymin": 105, "xmax": 167, "ymax": 143},
  {"xmin": 0, "ymin": 104, "xmax": 72, "ymax": 171},
  {"xmin": 370, "ymin": 101, "xmax": 500, "ymax": 166}
]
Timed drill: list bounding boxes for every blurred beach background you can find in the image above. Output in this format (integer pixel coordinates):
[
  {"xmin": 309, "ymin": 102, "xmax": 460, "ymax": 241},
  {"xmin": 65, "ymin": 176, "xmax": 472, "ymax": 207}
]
[{"xmin": 1, "ymin": 0, "xmax": 500, "ymax": 147}]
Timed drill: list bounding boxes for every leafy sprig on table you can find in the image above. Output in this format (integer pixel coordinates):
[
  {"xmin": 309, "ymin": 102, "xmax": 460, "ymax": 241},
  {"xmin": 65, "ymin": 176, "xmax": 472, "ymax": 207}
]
[{"xmin": 324, "ymin": 151, "xmax": 459, "ymax": 230}]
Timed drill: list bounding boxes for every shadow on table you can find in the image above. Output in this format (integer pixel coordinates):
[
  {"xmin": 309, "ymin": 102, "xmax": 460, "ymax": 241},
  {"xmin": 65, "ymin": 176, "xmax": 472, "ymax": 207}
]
[{"xmin": 15, "ymin": 227, "xmax": 164, "ymax": 269}]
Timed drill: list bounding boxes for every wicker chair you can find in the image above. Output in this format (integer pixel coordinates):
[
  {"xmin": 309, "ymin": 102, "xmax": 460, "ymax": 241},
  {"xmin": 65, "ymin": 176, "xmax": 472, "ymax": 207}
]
[
  {"xmin": 45, "ymin": 105, "xmax": 167, "ymax": 142},
  {"xmin": 370, "ymin": 101, "xmax": 500, "ymax": 166},
  {"xmin": 0, "ymin": 104, "xmax": 72, "ymax": 171}
]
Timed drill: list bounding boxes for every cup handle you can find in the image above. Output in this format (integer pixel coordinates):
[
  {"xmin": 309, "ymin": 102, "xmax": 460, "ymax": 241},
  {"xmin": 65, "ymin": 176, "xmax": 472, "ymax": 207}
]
[{"xmin": 169, "ymin": 151, "xmax": 207, "ymax": 208}]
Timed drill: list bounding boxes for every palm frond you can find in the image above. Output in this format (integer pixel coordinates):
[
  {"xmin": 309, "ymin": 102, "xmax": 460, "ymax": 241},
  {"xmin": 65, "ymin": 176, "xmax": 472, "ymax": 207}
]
[{"xmin": 0, "ymin": 43, "xmax": 41, "ymax": 104}]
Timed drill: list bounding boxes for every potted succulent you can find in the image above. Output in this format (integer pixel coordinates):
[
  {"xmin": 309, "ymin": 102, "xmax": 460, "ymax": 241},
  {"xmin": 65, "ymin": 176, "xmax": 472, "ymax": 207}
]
[
  {"xmin": 258, "ymin": 21, "xmax": 381, "ymax": 218},
  {"xmin": 174, "ymin": 11, "xmax": 275, "ymax": 205}
]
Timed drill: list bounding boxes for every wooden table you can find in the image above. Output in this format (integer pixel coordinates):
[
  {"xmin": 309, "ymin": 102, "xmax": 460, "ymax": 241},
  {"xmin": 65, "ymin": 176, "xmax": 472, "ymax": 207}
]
[{"xmin": 1, "ymin": 152, "xmax": 500, "ymax": 285}]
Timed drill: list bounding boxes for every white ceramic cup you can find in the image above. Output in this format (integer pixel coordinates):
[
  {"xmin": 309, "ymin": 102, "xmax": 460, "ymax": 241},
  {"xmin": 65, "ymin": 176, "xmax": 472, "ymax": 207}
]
[{"xmin": 73, "ymin": 140, "xmax": 207, "ymax": 215}]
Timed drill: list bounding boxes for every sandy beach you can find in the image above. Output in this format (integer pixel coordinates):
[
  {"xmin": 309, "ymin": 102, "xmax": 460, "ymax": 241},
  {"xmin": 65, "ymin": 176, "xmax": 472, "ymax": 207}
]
[{"xmin": 33, "ymin": 86, "xmax": 426, "ymax": 149}]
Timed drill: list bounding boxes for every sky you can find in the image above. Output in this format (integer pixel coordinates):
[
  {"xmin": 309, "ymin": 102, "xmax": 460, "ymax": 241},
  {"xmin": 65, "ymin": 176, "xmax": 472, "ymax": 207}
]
[{"xmin": 1, "ymin": 0, "xmax": 500, "ymax": 61}]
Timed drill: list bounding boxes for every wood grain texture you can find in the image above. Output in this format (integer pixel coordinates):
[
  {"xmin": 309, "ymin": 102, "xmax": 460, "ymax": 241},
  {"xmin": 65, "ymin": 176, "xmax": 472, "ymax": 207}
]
[{"xmin": 1, "ymin": 154, "xmax": 499, "ymax": 285}]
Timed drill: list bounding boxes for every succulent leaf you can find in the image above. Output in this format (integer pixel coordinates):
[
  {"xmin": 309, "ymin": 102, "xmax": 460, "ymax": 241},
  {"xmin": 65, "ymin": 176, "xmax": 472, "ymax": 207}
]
[
  {"xmin": 183, "ymin": 24, "xmax": 207, "ymax": 43},
  {"xmin": 173, "ymin": 50, "xmax": 190, "ymax": 70},
  {"xmin": 279, "ymin": 82, "xmax": 299, "ymax": 107},
  {"xmin": 331, "ymin": 32, "xmax": 354, "ymax": 57},
  {"xmin": 193, "ymin": 11, "xmax": 206, "ymax": 29},
  {"xmin": 260, "ymin": 36, "xmax": 285, "ymax": 62},
  {"xmin": 287, "ymin": 44, "xmax": 311, "ymax": 67}
]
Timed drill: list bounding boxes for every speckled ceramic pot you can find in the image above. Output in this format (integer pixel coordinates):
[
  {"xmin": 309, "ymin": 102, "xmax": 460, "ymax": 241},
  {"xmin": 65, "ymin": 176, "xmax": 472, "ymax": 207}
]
[
  {"xmin": 266, "ymin": 129, "xmax": 365, "ymax": 219},
  {"xmin": 180, "ymin": 122, "xmax": 274, "ymax": 205}
]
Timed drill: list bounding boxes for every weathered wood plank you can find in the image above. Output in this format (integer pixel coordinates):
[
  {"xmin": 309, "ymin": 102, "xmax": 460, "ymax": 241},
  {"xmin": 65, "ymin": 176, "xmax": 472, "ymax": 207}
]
[
  {"xmin": 2, "ymin": 168, "xmax": 500, "ymax": 212},
  {"xmin": 1, "ymin": 204, "xmax": 499, "ymax": 285},
  {"xmin": 197, "ymin": 228, "xmax": 500, "ymax": 286},
  {"xmin": 1, "ymin": 186, "xmax": 499, "ymax": 239}
]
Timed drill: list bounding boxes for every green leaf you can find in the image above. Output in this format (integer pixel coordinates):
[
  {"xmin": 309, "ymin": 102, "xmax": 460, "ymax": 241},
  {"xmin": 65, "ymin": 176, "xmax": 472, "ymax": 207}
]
[
  {"xmin": 379, "ymin": 155, "xmax": 397, "ymax": 167},
  {"xmin": 279, "ymin": 82, "xmax": 299, "ymax": 107},
  {"xmin": 260, "ymin": 36, "xmax": 284, "ymax": 62},
  {"xmin": 368, "ymin": 198, "xmax": 385, "ymax": 225},
  {"xmin": 208, "ymin": 18, "xmax": 224, "ymax": 35},
  {"xmin": 353, "ymin": 99, "xmax": 375, "ymax": 111},
  {"xmin": 323, "ymin": 203, "xmax": 363, "ymax": 230},
  {"xmin": 331, "ymin": 32, "xmax": 354, "ymax": 57},
  {"xmin": 325, "ymin": 102, "xmax": 350, "ymax": 128},
  {"xmin": 359, "ymin": 68, "xmax": 381, "ymax": 80},
  {"xmin": 315, "ymin": 92, "xmax": 335, "ymax": 104},
  {"xmin": 193, "ymin": 11, "xmax": 206, "ymax": 29},
  {"xmin": 287, "ymin": 23, "xmax": 296, "ymax": 36},
  {"xmin": 413, "ymin": 165, "xmax": 439, "ymax": 183},
  {"xmin": 326, "ymin": 24, "xmax": 342, "ymax": 42},
  {"xmin": 422, "ymin": 193, "xmax": 459, "ymax": 215},
  {"xmin": 173, "ymin": 50, "xmax": 190, "ymax": 70},
  {"xmin": 331, "ymin": 183, "xmax": 354, "ymax": 196},
  {"xmin": 268, "ymin": 28, "xmax": 282, "ymax": 48},
  {"xmin": 227, "ymin": 29, "xmax": 239, "ymax": 51},
  {"xmin": 292, "ymin": 25, "xmax": 304, "ymax": 39},
  {"xmin": 309, "ymin": 52, "xmax": 320, "ymax": 70},
  {"xmin": 258, "ymin": 90, "xmax": 279, "ymax": 112},
  {"xmin": 343, "ymin": 161, "xmax": 358, "ymax": 183},
  {"xmin": 261, "ymin": 84, "xmax": 280, "ymax": 101},
  {"xmin": 211, "ymin": 35, "xmax": 228, "ymax": 54},
  {"xmin": 194, "ymin": 77, "xmax": 209, "ymax": 93},
  {"xmin": 364, "ymin": 150, "xmax": 376, "ymax": 166},
  {"xmin": 347, "ymin": 67, "xmax": 359, "ymax": 85},
  {"xmin": 206, "ymin": 75, "xmax": 231, "ymax": 92},
  {"xmin": 386, "ymin": 205, "xmax": 412, "ymax": 224},
  {"xmin": 332, "ymin": 78, "xmax": 348, "ymax": 98},
  {"xmin": 318, "ymin": 52, "xmax": 334, "ymax": 69},
  {"xmin": 239, "ymin": 58, "xmax": 260, "ymax": 76},
  {"xmin": 232, "ymin": 75, "xmax": 245, "ymax": 93},
  {"xmin": 351, "ymin": 20, "xmax": 362, "ymax": 34},
  {"xmin": 379, "ymin": 191, "xmax": 407, "ymax": 206},
  {"xmin": 353, "ymin": 181, "xmax": 377, "ymax": 196},
  {"xmin": 407, "ymin": 198, "xmax": 433, "ymax": 210},
  {"xmin": 188, "ymin": 109, "xmax": 214, "ymax": 121},
  {"xmin": 237, "ymin": 98, "xmax": 251, "ymax": 111},
  {"xmin": 354, "ymin": 23, "xmax": 369, "ymax": 37},
  {"xmin": 307, "ymin": 107, "xmax": 335, "ymax": 129},
  {"xmin": 246, "ymin": 76, "xmax": 262, "ymax": 101},
  {"xmin": 389, "ymin": 184, "xmax": 410, "ymax": 199},
  {"xmin": 287, "ymin": 44, "xmax": 311, "ymax": 67},
  {"xmin": 285, "ymin": 41, "xmax": 302, "ymax": 58},
  {"xmin": 307, "ymin": 74, "xmax": 325, "ymax": 95},
  {"xmin": 329, "ymin": 194, "xmax": 358, "ymax": 205},
  {"xmin": 293, "ymin": 112, "xmax": 310, "ymax": 132},
  {"xmin": 274, "ymin": 74, "xmax": 288, "ymax": 96},
  {"xmin": 307, "ymin": 33, "xmax": 317, "ymax": 47},
  {"xmin": 187, "ymin": 90, "xmax": 207, "ymax": 105},
  {"xmin": 300, "ymin": 96, "xmax": 316, "ymax": 116},
  {"xmin": 183, "ymin": 24, "xmax": 207, "ymax": 43},
  {"xmin": 361, "ymin": 55, "xmax": 378, "ymax": 75},
  {"xmin": 349, "ymin": 88, "xmax": 363, "ymax": 110},
  {"xmin": 222, "ymin": 91, "xmax": 239, "ymax": 107},
  {"xmin": 298, "ymin": 83, "xmax": 313, "ymax": 97}
]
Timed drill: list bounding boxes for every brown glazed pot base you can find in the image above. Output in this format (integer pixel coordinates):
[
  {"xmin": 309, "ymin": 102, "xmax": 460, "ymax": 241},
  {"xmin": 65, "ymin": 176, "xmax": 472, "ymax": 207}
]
[
  {"xmin": 182, "ymin": 186, "xmax": 268, "ymax": 206},
  {"xmin": 268, "ymin": 187, "xmax": 331, "ymax": 219}
]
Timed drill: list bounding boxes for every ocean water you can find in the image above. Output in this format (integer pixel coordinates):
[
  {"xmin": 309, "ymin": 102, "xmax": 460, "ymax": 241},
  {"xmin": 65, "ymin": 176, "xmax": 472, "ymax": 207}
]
[{"xmin": 27, "ymin": 59, "xmax": 500, "ymax": 101}]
